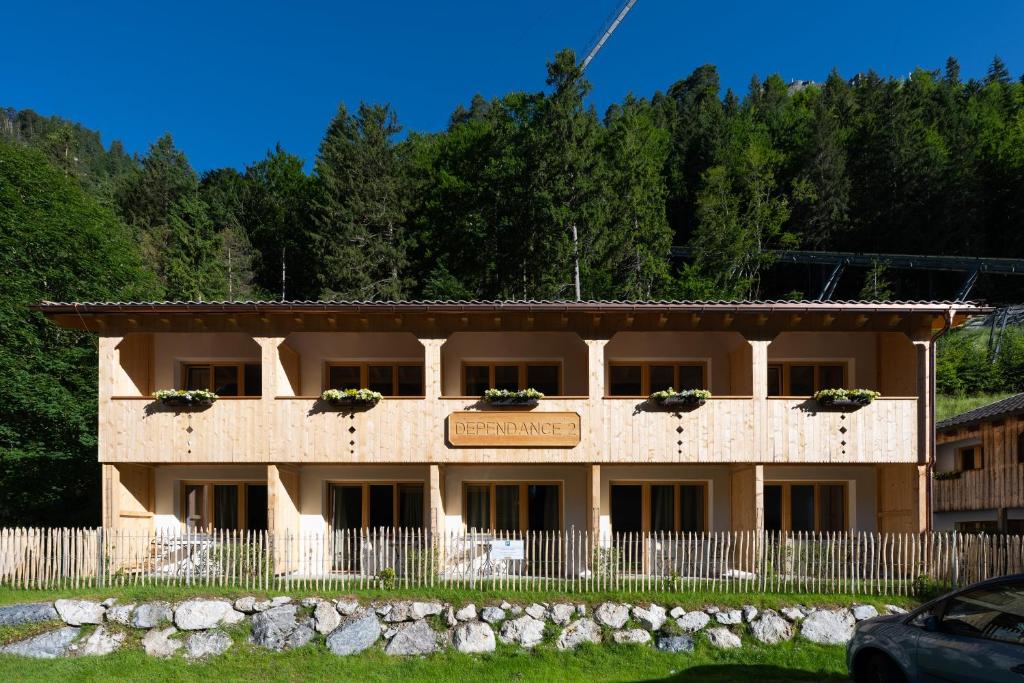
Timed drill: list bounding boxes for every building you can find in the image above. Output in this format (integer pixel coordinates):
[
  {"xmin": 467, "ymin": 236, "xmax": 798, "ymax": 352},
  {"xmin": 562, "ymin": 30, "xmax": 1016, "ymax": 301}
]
[
  {"xmin": 34, "ymin": 299, "xmax": 981, "ymax": 542},
  {"xmin": 934, "ymin": 393, "xmax": 1024, "ymax": 533}
]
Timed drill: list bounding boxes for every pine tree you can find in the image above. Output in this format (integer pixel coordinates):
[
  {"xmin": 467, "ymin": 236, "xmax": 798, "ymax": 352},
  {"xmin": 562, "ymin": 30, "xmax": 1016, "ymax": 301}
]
[
  {"xmin": 163, "ymin": 195, "xmax": 227, "ymax": 301},
  {"xmin": 986, "ymin": 55, "xmax": 1011, "ymax": 85},
  {"xmin": 312, "ymin": 103, "xmax": 411, "ymax": 300}
]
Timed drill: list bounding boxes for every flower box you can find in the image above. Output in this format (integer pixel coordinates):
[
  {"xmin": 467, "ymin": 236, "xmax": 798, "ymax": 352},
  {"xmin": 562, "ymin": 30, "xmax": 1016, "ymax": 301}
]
[
  {"xmin": 649, "ymin": 388, "xmax": 711, "ymax": 408},
  {"xmin": 321, "ymin": 388, "xmax": 382, "ymax": 408},
  {"xmin": 813, "ymin": 388, "xmax": 879, "ymax": 409},
  {"xmin": 482, "ymin": 388, "xmax": 544, "ymax": 407},
  {"xmin": 153, "ymin": 389, "xmax": 218, "ymax": 408}
]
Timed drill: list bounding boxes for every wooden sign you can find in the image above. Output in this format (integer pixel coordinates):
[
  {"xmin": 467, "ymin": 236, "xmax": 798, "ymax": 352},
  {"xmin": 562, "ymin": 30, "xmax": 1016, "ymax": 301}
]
[{"xmin": 448, "ymin": 411, "xmax": 580, "ymax": 447}]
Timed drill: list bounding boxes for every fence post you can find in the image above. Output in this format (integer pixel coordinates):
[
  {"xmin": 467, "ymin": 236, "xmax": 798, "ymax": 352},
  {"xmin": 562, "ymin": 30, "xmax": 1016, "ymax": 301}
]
[
  {"xmin": 95, "ymin": 527, "xmax": 105, "ymax": 589},
  {"xmin": 951, "ymin": 532, "xmax": 959, "ymax": 590}
]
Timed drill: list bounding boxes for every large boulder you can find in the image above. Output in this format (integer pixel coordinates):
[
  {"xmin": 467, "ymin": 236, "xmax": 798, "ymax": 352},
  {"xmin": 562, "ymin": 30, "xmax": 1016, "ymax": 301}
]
[
  {"xmin": 54, "ymin": 599, "xmax": 105, "ymax": 626},
  {"xmin": 234, "ymin": 597, "xmax": 257, "ymax": 613},
  {"xmin": 455, "ymin": 604, "xmax": 477, "ymax": 622},
  {"xmin": 632, "ymin": 604, "xmax": 667, "ymax": 631},
  {"xmin": 174, "ymin": 600, "xmax": 242, "ymax": 631},
  {"xmin": 142, "ymin": 627, "xmax": 183, "ymax": 658},
  {"xmin": 499, "ymin": 615, "xmax": 545, "ymax": 648},
  {"xmin": 133, "ymin": 602, "xmax": 173, "ymax": 629},
  {"xmin": 0, "ymin": 627, "xmax": 80, "ymax": 658},
  {"xmin": 251, "ymin": 605, "xmax": 313, "ymax": 651},
  {"xmin": 749, "ymin": 610, "xmax": 793, "ymax": 644},
  {"xmin": 0, "ymin": 603, "xmax": 59, "ymax": 626},
  {"xmin": 79, "ymin": 626, "xmax": 125, "ymax": 656},
  {"xmin": 656, "ymin": 635, "xmax": 694, "ymax": 653},
  {"xmin": 706, "ymin": 627, "xmax": 742, "ymax": 649},
  {"xmin": 594, "ymin": 602, "xmax": 629, "ymax": 629},
  {"xmin": 801, "ymin": 609, "xmax": 855, "ymax": 645},
  {"xmin": 186, "ymin": 630, "xmax": 232, "ymax": 659},
  {"xmin": 384, "ymin": 620, "xmax": 438, "ymax": 656},
  {"xmin": 105, "ymin": 603, "xmax": 135, "ymax": 626},
  {"xmin": 612, "ymin": 628, "xmax": 652, "ymax": 645},
  {"xmin": 715, "ymin": 609, "xmax": 742, "ymax": 625},
  {"xmin": 453, "ymin": 621, "xmax": 496, "ymax": 653},
  {"xmin": 851, "ymin": 604, "xmax": 879, "ymax": 621},
  {"xmin": 410, "ymin": 602, "xmax": 443, "ymax": 620},
  {"xmin": 383, "ymin": 602, "xmax": 411, "ymax": 623},
  {"xmin": 327, "ymin": 611, "xmax": 381, "ymax": 656},
  {"xmin": 675, "ymin": 611, "xmax": 710, "ymax": 633},
  {"xmin": 556, "ymin": 618, "xmax": 601, "ymax": 650},
  {"xmin": 314, "ymin": 600, "xmax": 341, "ymax": 635},
  {"xmin": 741, "ymin": 605, "xmax": 758, "ymax": 623},
  {"xmin": 336, "ymin": 599, "xmax": 360, "ymax": 616},
  {"xmin": 480, "ymin": 606, "xmax": 506, "ymax": 624},
  {"xmin": 525, "ymin": 603, "xmax": 547, "ymax": 620},
  {"xmin": 547, "ymin": 603, "xmax": 575, "ymax": 626}
]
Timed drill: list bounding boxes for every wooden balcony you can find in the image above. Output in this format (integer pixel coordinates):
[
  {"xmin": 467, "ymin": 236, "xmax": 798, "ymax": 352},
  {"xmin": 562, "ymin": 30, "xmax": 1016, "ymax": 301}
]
[
  {"xmin": 104, "ymin": 394, "xmax": 921, "ymax": 465},
  {"xmin": 765, "ymin": 397, "xmax": 919, "ymax": 464}
]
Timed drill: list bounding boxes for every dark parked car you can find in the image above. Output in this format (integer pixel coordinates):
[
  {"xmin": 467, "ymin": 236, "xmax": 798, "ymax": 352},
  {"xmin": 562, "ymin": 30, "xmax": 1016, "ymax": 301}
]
[{"xmin": 848, "ymin": 574, "xmax": 1024, "ymax": 682}]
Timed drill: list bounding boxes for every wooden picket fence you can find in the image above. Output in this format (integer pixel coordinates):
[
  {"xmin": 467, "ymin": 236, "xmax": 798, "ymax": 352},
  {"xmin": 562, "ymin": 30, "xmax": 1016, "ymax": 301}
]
[{"xmin": 0, "ymin": 527, "xmax": 1022, "ymax": 595}]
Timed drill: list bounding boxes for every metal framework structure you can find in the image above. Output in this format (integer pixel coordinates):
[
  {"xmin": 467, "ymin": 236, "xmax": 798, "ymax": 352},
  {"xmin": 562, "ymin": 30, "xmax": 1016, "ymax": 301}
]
[
  {"xmin": 581, "ymin": 0, "xmax": 638, "ymax": 72},
  {"xmin": 669, "ymin": 248, "xmax": 1024, "ymax": 301}
]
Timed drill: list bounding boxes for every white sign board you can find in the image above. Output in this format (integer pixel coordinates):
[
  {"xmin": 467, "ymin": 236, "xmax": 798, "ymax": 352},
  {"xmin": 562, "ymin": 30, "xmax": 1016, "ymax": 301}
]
[{"xmin": 489, "ymin": 539, "xmax": 525, "ymax": 561}]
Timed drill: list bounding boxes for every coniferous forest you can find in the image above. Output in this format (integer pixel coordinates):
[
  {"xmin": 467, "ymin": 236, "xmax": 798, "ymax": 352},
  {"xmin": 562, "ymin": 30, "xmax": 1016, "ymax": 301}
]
[{"xmin": 3, "ymin": 50, "xmax": 1024, "ymax": 524}]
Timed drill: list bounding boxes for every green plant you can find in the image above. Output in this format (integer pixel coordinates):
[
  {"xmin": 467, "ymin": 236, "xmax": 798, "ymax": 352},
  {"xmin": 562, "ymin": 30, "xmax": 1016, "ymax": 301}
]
[
  {"xmin": 591, "ymin": 545, "xmax": 620, "ymax": 577},
  {"xmin": 376, "ymin": 566, "xmax": 396, "ymax": 590},
  {"xmin": 153, "ymin": 389, "xmax": 218, "ymax": 405},
  {"xmin": 321, "ymin": 388, "xmax": 383, "ymax": 405},
  {"xmin": 648, "ymin": 388, "xmax": 712, "ymax": 405},
  {"xmin": 482, "ymin": 388, "xmax": 544, "ymax": 403},
  {"xmin": 813, "ymin": 388, "xmax": 879, "ymax": 405}
]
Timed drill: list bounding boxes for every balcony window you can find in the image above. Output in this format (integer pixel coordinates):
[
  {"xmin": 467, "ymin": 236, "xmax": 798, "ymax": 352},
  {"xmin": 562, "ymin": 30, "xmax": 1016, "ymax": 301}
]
[
  {"xmin": 183, "ymin": 363, "xmax": 261, "ymax": 396},
  {"xmin": 609, "ymin": 482, "xmax": 706, "ymax": 533},
  {"xmin": 463, "ymin": 482, "xmax": 560, "ymax": 532},
  {"xmin": 607, "ymin": 362, "xmax": 707, "ymax": 396},
  {"xmin": 764, "ymin": 482, "xmax": 847, "ymax": 532},
  {"xmin": 325, "ymin": 363, "xmax": 424, "ymax": 396},
  {"xmin": 461, "ymin": 362, "xmax": 562, "ymax": 396},
  {"xmin": 766, "ymin": 363, "xmax": 847, "ymax": 396},
  {"xmin": 329, "ymin": 482, "xmax": 424, "ymax": 530}
]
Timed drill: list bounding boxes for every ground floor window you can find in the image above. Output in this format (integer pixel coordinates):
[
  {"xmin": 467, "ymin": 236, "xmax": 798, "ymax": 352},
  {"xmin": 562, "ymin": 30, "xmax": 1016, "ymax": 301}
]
[
  {"xmin": 329, "ymin": 482, "xmax": 424, "ymax": 530},
  {"xmin": 182, "ymin": 482, "xmax": 267, "ymax": 531},
  {"xmin": 955, "ymin": 520, "xmax": 998, "ymax": 533},
  {"xmin": 463, "ymin": 482, "xmax": 560, "ymax": 532},
  {"xmin": 609, "ymin": 483, "xmax": 706, "ymax": 533},
  {"xmin": 764, "ymin": 482, "xmax": 846, "ymax": 533}
]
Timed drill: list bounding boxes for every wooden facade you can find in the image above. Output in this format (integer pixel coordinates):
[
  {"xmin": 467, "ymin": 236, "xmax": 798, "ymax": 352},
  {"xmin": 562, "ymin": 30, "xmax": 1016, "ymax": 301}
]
[{"xmin": 36, "ymin": 300, "xmax": 982, "ymax": 537}]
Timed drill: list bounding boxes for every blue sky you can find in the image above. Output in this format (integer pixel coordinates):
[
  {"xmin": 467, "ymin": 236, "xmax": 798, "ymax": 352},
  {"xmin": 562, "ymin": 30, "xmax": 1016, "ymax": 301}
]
[{"xmin": 3, "ymin": 0, "xmax": 1022, "ymax": 171}]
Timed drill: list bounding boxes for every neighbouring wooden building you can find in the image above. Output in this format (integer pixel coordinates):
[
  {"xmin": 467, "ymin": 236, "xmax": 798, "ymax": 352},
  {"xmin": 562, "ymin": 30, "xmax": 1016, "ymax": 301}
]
[
  {"xmin": 34, "ymin": 299, "xmax": 983, "ymax": 540},
  {"xmin": 934, "ymin": 393, "xmax": 1024, "ymax": 533}
]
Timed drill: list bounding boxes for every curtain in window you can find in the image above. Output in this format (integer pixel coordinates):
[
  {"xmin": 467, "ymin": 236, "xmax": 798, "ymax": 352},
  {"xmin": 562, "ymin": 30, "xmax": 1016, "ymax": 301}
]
[
  {"xmin": 495, "ymin": 485, "xmax": 519, "ymax": 532},
  {"xmin": 331, "ymin": 486, "xmax": 362, "ymax": 530},
  {"xmin": 527, "ymin": 485, "xmax": 559, "ymax": 531},
  {"xmin": 650, "ymin": 485, "xmax": 675, "ymax": 532},
  {"xmin": 817, "ymin": 484, "xmax": 845, "ymax": 531},
  {"xmin": 680, "ymin": 485, "xmax": 704, "ymax": 532},
  {"xmin": 213, "ymin": 485, "xmax": 238, "ymax": 530},
  {"xmin": 465, "ymin": 485, "xmax": 490, "ymax": 531},
  {"xmin": 398, "ymin": 485, "xmax": 424, "ymax": 529},
  {"xmin": 790, "ymin": 485, "xmax": 815, "ymax": 532}
]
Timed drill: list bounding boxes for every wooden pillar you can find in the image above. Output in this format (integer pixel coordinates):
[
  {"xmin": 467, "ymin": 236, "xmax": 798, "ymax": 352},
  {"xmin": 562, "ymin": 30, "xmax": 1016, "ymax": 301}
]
[
  {"xmin": 268, "ymin": 464, "xmax": 301, "ymax": 572},
  {"xmin": 912, "ymin": 339, "xmax": 933, "ymax": 466},
  {"xmin": 587, "ymin": 464, "xmax": 601, "ymax": 536},
  {"xmin": 730, "ymin": 464, "xmax": 764, "ymax": 531},
  {"xmin": 421, "ymin": 337, "xmax": 444, "ymax": 398},
  {"xmin": 102, "ymin": 464, "xmax": 154, "ymax": 531},
  {"xmin": 428, "ymin": 464, "xmax": 444, "ymax": 538}
]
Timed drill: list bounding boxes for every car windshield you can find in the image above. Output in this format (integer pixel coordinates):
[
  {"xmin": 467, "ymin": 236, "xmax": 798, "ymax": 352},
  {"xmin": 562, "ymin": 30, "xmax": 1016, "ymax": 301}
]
[{"xmin": 940, "ymin": 580, "xmax": 1024, "ymax": 645}]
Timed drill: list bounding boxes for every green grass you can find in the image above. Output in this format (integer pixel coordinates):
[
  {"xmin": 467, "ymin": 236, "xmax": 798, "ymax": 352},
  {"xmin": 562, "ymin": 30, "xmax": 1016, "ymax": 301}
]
[
  {"xmin": 936, "ymin": 392, "xmax": 1015, "ymax": 422},
  {"xmin": 0, "ymin": 584, "xmax": 920, "ymax": 612},
  {"xmin": 0, "ymin": 631, "xmax": 849, "ymax": 682}
]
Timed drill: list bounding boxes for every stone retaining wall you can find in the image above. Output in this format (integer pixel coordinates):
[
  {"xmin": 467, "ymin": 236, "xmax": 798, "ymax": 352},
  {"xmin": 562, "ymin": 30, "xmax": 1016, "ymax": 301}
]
[{"xmin": 0, "ymin": 597, "xmax": 908, "ymax": 659}]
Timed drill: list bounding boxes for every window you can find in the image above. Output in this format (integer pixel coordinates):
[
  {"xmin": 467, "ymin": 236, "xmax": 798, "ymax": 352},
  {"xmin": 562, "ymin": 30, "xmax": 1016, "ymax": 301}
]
[
  {"xmin": 606, "ymin": 362, "xmax": 707, "ymax": 396},
  {"xmin": 938, "ymin": 580, "xmax": 1024, "ymax": 645},
  {"xmin": 463, "ymin": 483, "xmax": 560, "ymax": 532},
  {"xmin": 956, "ymin": 445, "xmax": 983, "ymax": 472},
  {"xmin": 181, "ymin": 482, "xmax": 267, "ymax": 531},
  {"xmin": 764, "ymin": 482, "xmax": 847, "ymax": 532},
  {"xmin": 955, "ymin": 520, "xmax": 998, "ymax": 533},
  {"xmin": 329, "ymin": 482, "xmax": 424, "ymax": 530},
  {"xmin": 609, "ymin": 483, "xmax": 707, "ymax": 533},
  {"xmin": 325, "ymin": 363, "xmax": 424, "ymax": 396},
  {"xmin": 766, "ymin": 363, "xmax": 847, "ymax": 396},
  {"xmin": 183, "ymin": 363, "xmax": 261, "ymax": 396},
  {"xmin": 461, "ymin": 362, "xmax": 562, "ymax": 396}
]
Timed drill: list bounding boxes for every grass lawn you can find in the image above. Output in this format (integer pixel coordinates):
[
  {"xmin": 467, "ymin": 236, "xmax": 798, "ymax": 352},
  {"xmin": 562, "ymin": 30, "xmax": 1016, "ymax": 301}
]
[
  {"xmin": 0, "ymin": 585, "xmax": 910, "ymax": 682},
  {"xmin": 936, "ymin": 391, "xmax": 1015, "ymax": 422},
  {"xmin": 0, "ymin": 623, "xmax": 850, "ymax": 683}
]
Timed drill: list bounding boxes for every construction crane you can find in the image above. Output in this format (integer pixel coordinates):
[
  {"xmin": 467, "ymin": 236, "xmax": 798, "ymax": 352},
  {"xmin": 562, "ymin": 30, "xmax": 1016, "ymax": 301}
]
[{"xmin": 581, "ymin": 0, "xmax": 638, "ymax": 72}]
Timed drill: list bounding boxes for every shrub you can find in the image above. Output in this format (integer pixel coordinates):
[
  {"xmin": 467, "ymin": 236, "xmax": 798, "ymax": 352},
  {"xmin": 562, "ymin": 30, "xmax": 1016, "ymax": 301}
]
[
  {"xmin": 321, "ymin": 388, "xmax": 383, "ymax": 406},
  {"xmin": 153, "ymin": 389, "xmax": 218, "ymax": 405},
  {"xmin": 377, "ymin": 566, "xmax": 396, "ymax": 590},
  {"xmin": 649, "ymin": 388, "xmax": 712, "ymax": 405},
  {"xmin": 482, "ymin": 388, "xmax": 544, "ymax": 404},
  {"xmin": 813, "ymin": 388, "xmax": 879, "ymax": 405}
]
